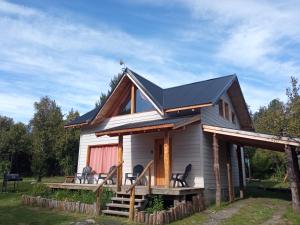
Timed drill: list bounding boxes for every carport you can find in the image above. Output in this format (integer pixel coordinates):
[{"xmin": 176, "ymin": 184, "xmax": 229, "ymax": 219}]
[{"xmin": 203, "ymin": 124, "xmax": 300, "ymax": 213}]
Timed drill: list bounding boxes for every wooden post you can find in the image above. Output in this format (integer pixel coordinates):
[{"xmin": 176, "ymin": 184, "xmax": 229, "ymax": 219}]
[
  {"xmin": 129, "ymin": 187, "xmax": 135, "ymax": 220},
  {"xmin": 226, "ymin": 143, "xmax": 234, "ymax": 203},
  {"xmin": 285, "ymin": 145, "xmax": 300, "ymax": 213},
  {"xmin": 117, "ymin": 135, "xmax": 123, "ymax": 191},
  {"xmin": 148, "ymin": 166, "xmax": 152, "ymax": 194},
  {"xmin": 164, "ymin": 131, "xmax": 171, "ymax": 188},
  {"xmin": 236, "ymin": 145, "xmax": 245, "ymax": 199},
  {"xmin": 95, "ymin": 188, "xmax": 102, "ymax": 215},
  {"xmin": 131, "ymin": 84, "xmax": 136, "ymax": 114},
  {"xmin": 213, "ymin": 133, "xmax": 221, "ymax": 207}
]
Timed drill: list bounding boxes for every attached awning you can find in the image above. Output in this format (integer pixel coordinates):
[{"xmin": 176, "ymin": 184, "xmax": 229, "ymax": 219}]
[
  {"xmin": 203, "ymin": 124, "xmax": 300, "ymax": 152},
  {"xmin": 95, "ymin": 114, "xmax": 201, "ymax": 137}
]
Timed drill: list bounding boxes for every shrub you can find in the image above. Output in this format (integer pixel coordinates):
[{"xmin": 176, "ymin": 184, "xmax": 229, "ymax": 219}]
[
  {"xmin": 31, "ymin": 183, "xmax": 51, "ymax": 197},
  {"xmin": 145, "ymin": 196, "xmax": 165, "ymax": 213},
  {"xmin": 100, "ymin": 188, "xmax": 114, "ymax": 207}
]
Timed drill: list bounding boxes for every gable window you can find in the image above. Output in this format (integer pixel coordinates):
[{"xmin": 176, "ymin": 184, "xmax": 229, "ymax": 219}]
[
  {"xmin": 119, "ymin": 97, "xmax": 131, "ymax": 115},
  {"xmin": 232, "ymin": 112, "xmax": 236, "ymax": 124},
  {"xmin": 218, "ymin": 99, "xmax": 224, "ymax": 117},
  {"xmin": 224, "ymin": 102, "xmax": 229, "ymax": 120},
  {"xmin": 136, "ymin": 89, "xmax": 155, "ymax": 113}
]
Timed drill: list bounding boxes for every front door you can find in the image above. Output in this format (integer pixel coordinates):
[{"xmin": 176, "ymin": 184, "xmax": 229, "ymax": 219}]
[{"xmin": 154, "ymin": 138, "xmax": 172, "ymax": 186}]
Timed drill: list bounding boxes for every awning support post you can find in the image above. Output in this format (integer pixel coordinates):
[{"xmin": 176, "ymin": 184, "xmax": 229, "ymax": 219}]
[
  {"xmin": 285, "ymin": 145, "xmax": 300, "ymax": 213},
  {"xmin": 117, "ymin": 135, "xmax": 123, "ymax": 191},
  {"xmin": 226, "ymin": 143, "xmax": 234, "ymax": 203},
  {"xmin": 236, "ymin": 145, "xmax": 245, "ymax": 199},
  {"xmin": 213, "ymin": 133, "xmax": 221, "ymax": 207}
]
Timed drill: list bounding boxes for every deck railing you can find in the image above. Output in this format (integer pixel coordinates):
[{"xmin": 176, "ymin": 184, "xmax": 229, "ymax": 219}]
[
  {"xmin": 126, "ymin": 160, "xmax": 154, "ymax": 220},
  {"xmin": 93, "ymin": 161, "xmax": 124, "ymax": 214}
]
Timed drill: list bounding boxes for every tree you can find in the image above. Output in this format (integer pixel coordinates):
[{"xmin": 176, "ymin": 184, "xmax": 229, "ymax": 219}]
[
  {"xmin": 58, "ymin": 109, "xmax": 80, "ymax": 175},
  {"xmin": 95, "ymin": 73, "xmax": 123, "ymax": 107},
  {"xmin": 30, "ymin": 96, "xmax": 64, "ymax": 181}
]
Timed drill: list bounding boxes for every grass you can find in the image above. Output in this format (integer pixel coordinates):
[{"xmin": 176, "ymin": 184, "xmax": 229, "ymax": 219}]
[
  {"xmin": 247, "ymin": 179, "xmax": 290, "ymax": 189},
  {"xmin": 1, "ymin": 178, "xmax": 300, "ymax": 224}
]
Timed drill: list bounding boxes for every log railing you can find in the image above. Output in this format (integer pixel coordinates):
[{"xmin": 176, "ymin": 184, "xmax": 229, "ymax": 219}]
[
  {"xmin": 126, "ymin": 160, "xmax": 154, "ymax": 220},
  {"xmin": 93, "ymin": 161, "xmax": 124, "ymax": 214}
]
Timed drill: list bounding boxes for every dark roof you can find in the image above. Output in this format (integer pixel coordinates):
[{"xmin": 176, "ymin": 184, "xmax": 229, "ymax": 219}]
[
  {"xmin": 65, "ymin": 107, "xmax": 99, "ymax": 127},
  {"xmin": 95, "ymin": 115, "xmax": 199, "ymax": 136},
  {"xmin": 65, "ymin": 68, "xmax": 241, "ymax": 127}
]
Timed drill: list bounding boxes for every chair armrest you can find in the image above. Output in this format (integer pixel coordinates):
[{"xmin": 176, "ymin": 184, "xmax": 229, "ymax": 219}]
[
  {"xmin": 171, "ymin": 173, "xmax": 183, "ymax": 179},
  {"xmin": 125, "ymin": 173, "xmax": 134, "ymax": 178}
]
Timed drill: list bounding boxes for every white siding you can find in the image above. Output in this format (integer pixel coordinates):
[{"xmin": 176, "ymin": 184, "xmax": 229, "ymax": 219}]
[
  {"xmin": 201, "ymin": 93, "xmax": 242, "ymax": 190},
  {"xmin": 77, "ymin": 110, "xmax": 203, "ymax": 187}
]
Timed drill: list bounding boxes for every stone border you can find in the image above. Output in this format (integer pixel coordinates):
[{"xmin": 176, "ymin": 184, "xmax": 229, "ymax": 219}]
[
  {"xmin": 134, "ymin": 194, "xmax": 205, "ymax": 224},
  {"xmin": 21, "ymin": 195, "xmax": 97, "ymax": 215}
]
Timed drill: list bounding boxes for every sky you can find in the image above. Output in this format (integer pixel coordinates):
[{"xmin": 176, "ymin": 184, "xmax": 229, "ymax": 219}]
[{"xmin": 0, "ymin": 0, "xmax": 300, "ymax": 123}]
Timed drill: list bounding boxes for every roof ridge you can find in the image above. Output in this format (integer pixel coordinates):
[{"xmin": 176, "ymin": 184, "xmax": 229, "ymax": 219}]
[{"xmin": 163, "ymin": 74, "xmax": 236, "ymax": 91}]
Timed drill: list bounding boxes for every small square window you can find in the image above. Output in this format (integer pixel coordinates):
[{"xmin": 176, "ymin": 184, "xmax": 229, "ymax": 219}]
[
  {"xmin": 232, "ymin": 112, "xmax": 236, "ymax": 124},
  {"xmin": 218, "ymin": 100, "xmax": 224, "ymax": 117},
  {"xmin": 224, "ymin": 102, "xmax": 229, "ymax": 120}
]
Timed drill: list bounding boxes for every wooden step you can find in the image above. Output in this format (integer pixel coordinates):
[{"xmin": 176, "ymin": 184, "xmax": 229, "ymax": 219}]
[
  {"xmin": 106, "ymin": 203, "xmax": 140, "ymax": 209},
  {"xmin": 111, "ymin": 197, "xmax": 145, "ymax": 203},
  {"xmin": 102, "ymin": 209, "xmax": 129, "ymax": 217}
]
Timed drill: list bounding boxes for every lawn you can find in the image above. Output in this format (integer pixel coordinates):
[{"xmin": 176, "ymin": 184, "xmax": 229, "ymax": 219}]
[{"xmin": 1, "ymin": 178, "xmax": 300, "ymax": 225}]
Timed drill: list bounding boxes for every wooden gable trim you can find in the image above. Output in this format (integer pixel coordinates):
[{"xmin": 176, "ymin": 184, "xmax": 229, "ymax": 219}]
[
  {"xmin": 165, "ymin": 103, "xmax": 213, "ymax": 113},
  {"xmin": 126, "ymin": 72, "xmax": 164, "ymax": 115}
]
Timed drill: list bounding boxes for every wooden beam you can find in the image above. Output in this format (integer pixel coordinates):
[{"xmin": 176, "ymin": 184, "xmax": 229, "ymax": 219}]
[
  {"xmin": 285, "ymin": 145, "xmax": 300, "ymax": 213},
  {"xmin": 164, "ymin": 131, "xmax": 171, "ymax": 188},
  {"xmin": 226, "ymin": 143, "xmax": 234, "ymax": 202},
  {"xmin": 203, "ymin": 125, "xmax": 300, "ymax": 148},
  {"xmin": 213, "ymin": 133, "xmax": 221, "ymax": 207},
  {"xmin": 95, "ymin": 124, "xmax": 174, "ymax": 137},
  {"xmin": 165, "ymin": 103, "xmax": 212, "ymax": 113},
  {"xmin": 236, "ymin": 145, "xmax": 245, "ymax": 199},
  {"xmin": 86, "ymin": 146, "xmax": 91, "ymax": 166},
  {"xmin": 131, "ymin": 84, "xmax": 136, "ymax": 114},
  {"xmin": 117, "ymin": 135, "xmax": 123, "ymax": 191}
]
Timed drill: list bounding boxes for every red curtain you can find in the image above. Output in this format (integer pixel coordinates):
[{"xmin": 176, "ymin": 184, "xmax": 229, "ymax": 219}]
[{"xmin": 89, "ymin": 145, "xmax": 118, "ymax": 173}]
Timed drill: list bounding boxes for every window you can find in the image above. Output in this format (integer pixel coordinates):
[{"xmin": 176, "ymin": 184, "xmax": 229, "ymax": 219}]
[
  {"xmin": 119, "ymin": 98, "xmax": 131, "ymax": 115},
  {"xmin": 224, "ymin": 102, "xmax": 229, "ymax": 120},
  {"xmin": 136, "ymin": 89, "xmax": 155, "ymax": 113},
  {"xmin": 218, "ymin": 100, "xmax": 224, "ymax": 117},
  {"xmin": 231, "ymin": 112, "xmax": 236, "ymax": 124}
]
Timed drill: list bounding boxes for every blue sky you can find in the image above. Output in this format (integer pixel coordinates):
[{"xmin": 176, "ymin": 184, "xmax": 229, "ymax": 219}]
[{"xmin": 0, "ymin": 0, "xmax": 299, "ymax": 123}]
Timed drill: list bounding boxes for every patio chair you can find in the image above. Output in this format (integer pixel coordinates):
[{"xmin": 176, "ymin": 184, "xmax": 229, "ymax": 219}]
[
  {"xmin": 171, "ymin": 164, "xmax": 192, "ymax": 187},
  {"xmin": 95, "ymin": 165, "xmax": 117, "ymax": 184},
  {"xmin": 124, "ymin": 164, "xmax": 144, "ymax": 185},
  {"xmin": 75, "ymin": 166, "xmax": 93, "ymax": 184}
]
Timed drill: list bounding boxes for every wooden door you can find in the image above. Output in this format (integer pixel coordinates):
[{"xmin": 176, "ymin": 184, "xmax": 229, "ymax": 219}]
[{"xmin": 154, "ymin": 138, "xmax": 172, "ymax": 186}]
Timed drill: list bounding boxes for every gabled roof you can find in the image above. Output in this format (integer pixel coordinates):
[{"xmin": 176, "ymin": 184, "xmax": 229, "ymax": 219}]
[{"xmin": 65, "ymin": 68, "xmax": 253, "ymax": 130}]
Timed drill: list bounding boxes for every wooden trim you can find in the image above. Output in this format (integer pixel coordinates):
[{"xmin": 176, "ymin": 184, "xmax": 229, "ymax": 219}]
[
  {"xmin": 131, "ymin": 84, "xmax": 136, "ymax": 114},
  {"xmin": 86, "ymin": 146, "xmax": 91, "ymax": 166},
  {"xmin": 236, "ymin": 145, "xmax": 245, "ymax": 199},
  {"xmin": 203, "ymin": 125, "xmax": 300, "ymax": 147},
  {"xmin": 117, "ymin": 136, "xmax": 123, "ymax": 191},
  {"xmin": 64, "ymin": 122, "xmax": 89, "ymax": 129},
  {"xmin": 126, "ymin": 73, "xmax": 164, "ymax": 116},
  {"xmin": 213, "ymin": 133, "xmax": 221, "ymax": 207},
  {"xmin": 173, "ymin": 114, "xmax": 201, "ymax": 129},
  {"xmin": 226, "ymin": 143, "xmax": 234, "ymax": 202},
  {"xmin": 165, "ymin": 103, "xmax": 213, "ymax": 113},
  {"xmin": 95, "ymin": 124, "xmax": 174, "ymax": 137},
  {"xmin": 164, "ymin": 131, "xmax": 171, "ymax": 188}
]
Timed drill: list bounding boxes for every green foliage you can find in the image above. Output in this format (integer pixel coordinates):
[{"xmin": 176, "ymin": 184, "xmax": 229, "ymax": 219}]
[
  {"xmin": 31, "ymin": 183, "xmax": 52, "ymax": 197},
  {"xmin": 0, "ymin": 160, "xmax": 10, "ymax": 175},
  {"xmin": 145, "ymin": 195, "xmax": 165, "ymax": 213},
  {"xmin": 100, "ymin": 188, "xmax": 115, "ymax": 207},
  {"xmin": 95, "ymin": 72, "xmax": 122, "ymax": 107}
]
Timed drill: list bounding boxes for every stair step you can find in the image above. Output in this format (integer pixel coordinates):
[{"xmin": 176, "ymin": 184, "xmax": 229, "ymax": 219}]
[
  {"xmin": 106, "ymin": 203, "xmax": 139, "ymax": 209},
  {"xmin": 102, "ymin": 209, "xmax": 129, "ymax": 217},
  {"xmin": 111, "ymin": 197, "xmax": 145, "ymax": 203}
]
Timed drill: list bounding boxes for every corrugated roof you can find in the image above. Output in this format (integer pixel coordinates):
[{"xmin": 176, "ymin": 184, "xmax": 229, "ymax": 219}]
[
  {"xmin": 65, "ymin": 68, "xmax": 244, "ymax": 128},
  {"xmin": 95, "ymin": 115, "xmax": 200, "ymax": 136}
]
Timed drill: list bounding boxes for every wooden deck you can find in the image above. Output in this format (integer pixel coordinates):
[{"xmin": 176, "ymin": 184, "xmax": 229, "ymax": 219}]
[{"xmin": 45, "ymin": 183, "xmax": 203, "ymax": 196}]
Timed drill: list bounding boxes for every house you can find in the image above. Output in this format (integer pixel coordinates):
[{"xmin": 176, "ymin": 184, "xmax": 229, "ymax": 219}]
[{"xmin": 65, "ymin": 68, "xmax": 252, "ymax": 209}]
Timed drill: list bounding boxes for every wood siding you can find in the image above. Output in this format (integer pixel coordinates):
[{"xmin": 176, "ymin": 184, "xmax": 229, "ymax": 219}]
[{"xmin": 201, "ymin": 93, "xmax": 244, "ymax": 190}]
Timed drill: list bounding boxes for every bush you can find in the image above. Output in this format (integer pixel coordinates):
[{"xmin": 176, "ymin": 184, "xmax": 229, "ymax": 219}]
[
  {"xmin": 145, "ymin": 196, "xmax": 165, "ymax": 213},
  {"xmin": 31, "ymin": 183, "xmax": 52, "ymax": 197},
  {"xmin": 100, "ymin": 188, "xmax": 114, "ymax": 207}
]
